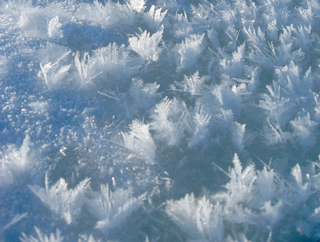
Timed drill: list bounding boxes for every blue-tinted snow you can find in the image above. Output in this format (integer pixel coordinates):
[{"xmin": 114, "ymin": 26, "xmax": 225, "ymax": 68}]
[{"xmin": 1, "ymin": 0, "xmax": 320, "ymax": 241}]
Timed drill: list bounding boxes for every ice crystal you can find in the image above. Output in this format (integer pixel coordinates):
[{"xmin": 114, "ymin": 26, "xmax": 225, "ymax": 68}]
[
  {"xmin": 129, "ymin": 28, "xmax": 163, "ymax": 62},
  {"xmin": 29, "ymin": 176, "xmax": 90, "ymax": 224},
  {"xmin": 1, "ymin": 0, "xmax": 320, "ymax": 240},
  {"xmin": 86, "ymin": 184, "xmax": 146, "ymax": 232}
]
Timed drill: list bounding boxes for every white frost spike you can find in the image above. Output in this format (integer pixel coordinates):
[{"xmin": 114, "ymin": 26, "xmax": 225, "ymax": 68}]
[
  {"xmin": 94, "ymin": 43, "xmax": 138, "ymax": 79},
  {"xmin": 144, "ymin": 5, "xmax": 168, "ymax": 31},
  {"xmin": 292, "ymin": 164, "xmax": 304, "ymax": 189},
  {"xmin": 243, "ymin": 26, "xmax": 266, "ymax": 48},
  {"xmin": 176, "ymin": 71, "xmax": 205, "ymax": 96},
  {"xmin": 295, "ymin": 25, "xmax": 313, "ymax": 52},
  {"xmin": 211, "ymin": 85, "xmax": 242, "ymax": 118},
  {"xmin": 75, "ymin": 0, "xmax": 124, "ymax": 27},
  {"xmin": 1, "ymin": 213, "xmax": 27, "ymax": 234},
  {"xmin": 77, "ymin": 0, "xmax": 140, "ymax": 25},
  {"xmin": 48, "ymin": 16, "xmax": 62, "ymax": 38},
  {"xmin": 290, "ymin": 113, "xmax": 317, "ymax": 148},
  {"xmin": 95, "ymin": 43, "xmax": 128, "ymax": 65},
  {"xmin": 75, "ymin": 52, "xmax": 102, "ymax": 89},
  {"xmin": 40, "ymin": 62, "xmax": 71, "ymax": 89},
  {"xmin": 217, "ymin": 43, "xmax": 245, "ymax": 77},
  {"xmin": 18, "ymin": 134, "xmax": 30, "ymax": 169},
  {"xmin": 166, "ymin": 194, "xmax": 223, "ymax": 241},
  {"xmin": 291, "ymin": 164, "xmax": 312, "ymax": 204},
  {"xmin": 175, "ymin": 34, "xmax": 205, "ymax": 71},
  {"xmin": 129, "ymin": 28, "xmax": 163, "ymax": 62},
  {"xmin": 259, "ymin": 80, "xmax": 292, "ymax": 127},
  {"xmin": 20, "ymin": 227, "xmax": 63, "ymax": 242},
  {"xmin": 188, "ymin": 106, "xmax": 211, "ymax": 148},
  {"xmin": 315, "ymin": 93, "xmax": 320, "ymax": 122},
  {"xmin": 129, "ymin": 78, "xmax": 160, "ymax": 109},
  {"xmin": 0, "ymin": 135, "xmax": 32, "ymax": 187},
  {"xmin": 86, "ymin": 184, "xmax": 146, "ymax": 232},
  {"xmin": 260, "ymin": 200, "xmax": 283, "ymax": 227},
  {"xmin": 207, "ymin": 28, "xmax": 220, "ymax": 49},
  {"xmin": 310, "ymin": 207, "xmax": 320, "ymax": 223},
  {"xmin": 232, "ymin": 122, "xmax": 246, "ymax": 151},
  {"xmin": 150, "ymin": 97, "xmax": 187, "ymax": 147},
  {"xmin": 17, "ymin": 5, "xmax": 53, "ymax": 38},
  {"xmin": 38, "ymin": 43, "xmax": 71, "ymax": 89},
  {"xmin": 122, "ymin": 120, "xmax": 156, "ymax": 163},
  {"xmin": 216, "ymin": 154, "xmax": 256, "ymax": 205},
  {"xmin": 172, "ymin": 11, "xmax": 192, "ymax": 38},
  {"xmin": 129, "ymin": 0, "xmax": 146, "ymax": 12},
  {"xmin": 29, "ymin": 176, "xmax": 90, "ymax": 224},
  {"xmin": 256, "ymin": 167, "xmax": 276, "ymax": 203},
  {"xmin": 212, "ymin": 154, "xmax": 257, "ymax": 226}
]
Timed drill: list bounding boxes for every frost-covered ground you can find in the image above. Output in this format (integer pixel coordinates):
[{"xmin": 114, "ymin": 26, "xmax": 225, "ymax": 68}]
[{"xmin": 1, "ymin": 0, "xmax": 320, "ymax": 241}]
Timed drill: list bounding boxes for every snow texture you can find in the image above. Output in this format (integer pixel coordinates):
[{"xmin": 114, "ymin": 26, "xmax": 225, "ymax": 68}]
[{"xmin": 1, "ymin": 0, "xmax": 320, "ymax": 241}]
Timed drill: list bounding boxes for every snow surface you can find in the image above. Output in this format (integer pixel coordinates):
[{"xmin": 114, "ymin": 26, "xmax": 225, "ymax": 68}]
[{"xmin": 1, "ymin": 0, "xmax": 320, "ymax": 241}]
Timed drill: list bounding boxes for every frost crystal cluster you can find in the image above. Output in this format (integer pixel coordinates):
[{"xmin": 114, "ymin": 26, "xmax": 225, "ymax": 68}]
[{"xmin": 1, "ymin": 0, "xmax": 320, "ymax": 241}]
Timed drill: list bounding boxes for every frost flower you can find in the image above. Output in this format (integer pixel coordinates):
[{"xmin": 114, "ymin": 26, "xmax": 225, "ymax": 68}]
[
  {"xmin": 20, "ymin": 227, "xmax": 63, "ymax": 242},
  {"xmin": 129, "ymin": 28, "xmax": 164, "ymax": 62},
  {"xmin": 122, "ymin": 120, "xmax": 156, "ymax": 163},
  {"xmin": 175, "ymin": 34, "xmax": 205, "ymax": 71},
  {"xmin": 86, "ymin": 184, "xmax": 146, "ymax": 233},
  {"xmin": 29, "ymin": 175, "xmax": 90, "ymax": 224},
  {"xmin": 166, "ymin": 194, "xmax": 224, "ymax": 242}
]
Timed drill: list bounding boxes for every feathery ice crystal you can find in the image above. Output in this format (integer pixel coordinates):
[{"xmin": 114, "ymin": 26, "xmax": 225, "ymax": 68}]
[{"xmin": 1, "ymin": 0, "xmax": 320, "ymax": 241}]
